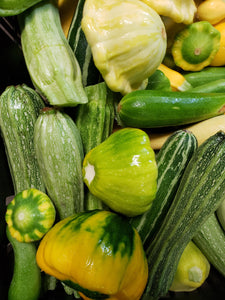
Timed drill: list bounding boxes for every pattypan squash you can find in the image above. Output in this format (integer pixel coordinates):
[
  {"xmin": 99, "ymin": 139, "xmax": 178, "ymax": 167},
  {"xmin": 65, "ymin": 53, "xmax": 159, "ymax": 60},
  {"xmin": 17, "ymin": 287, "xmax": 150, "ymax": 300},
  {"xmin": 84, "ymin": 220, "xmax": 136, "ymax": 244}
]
[
  {"xmin": 36, "ymin": 210, "xmax": 148, "ymax": 300},
  {"xmin": 82, "ymin": 128, "xmax": 158, "ymax": 217},
  {"xmin": 81, "ymin": 0, "xmax": 166, "ymax": 95},
  {"xmin": 140, "ymin": 0, "xmax": 197, "ymax": 24}
]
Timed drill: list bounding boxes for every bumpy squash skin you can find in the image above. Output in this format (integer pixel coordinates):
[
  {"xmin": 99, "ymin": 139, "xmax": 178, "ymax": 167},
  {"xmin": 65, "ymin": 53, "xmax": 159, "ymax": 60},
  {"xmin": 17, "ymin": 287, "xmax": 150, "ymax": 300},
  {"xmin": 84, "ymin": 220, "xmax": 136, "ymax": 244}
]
[
  {"xmin": 0, "ymin": 84, "xmax": 46, "ymax": 195},
  {"xmin": 18, "ymin": 0, "xmax": 88, "ymax": 107},
  {"xmin": 5, "ymin": 188, "xmax": 56, "ymax": 243},
  {"xmin": 82, "ymin": 128, "xmax": 158, "ymax": 216},
  {"xmin": 36, "ymin": 210, "xmax": 148, "ymax": 300},
  {"xmin": 34, "ymin": 108, "xmax": 84, "ymax": 220}
]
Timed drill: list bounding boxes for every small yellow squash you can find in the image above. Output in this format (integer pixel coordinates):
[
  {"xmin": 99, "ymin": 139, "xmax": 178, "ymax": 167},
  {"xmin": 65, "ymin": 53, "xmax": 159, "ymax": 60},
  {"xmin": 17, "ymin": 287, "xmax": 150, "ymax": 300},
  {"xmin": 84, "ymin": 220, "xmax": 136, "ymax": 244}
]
[{"xmin": 36, "ymin": 210, "xmax": 148, "ymax": 300}]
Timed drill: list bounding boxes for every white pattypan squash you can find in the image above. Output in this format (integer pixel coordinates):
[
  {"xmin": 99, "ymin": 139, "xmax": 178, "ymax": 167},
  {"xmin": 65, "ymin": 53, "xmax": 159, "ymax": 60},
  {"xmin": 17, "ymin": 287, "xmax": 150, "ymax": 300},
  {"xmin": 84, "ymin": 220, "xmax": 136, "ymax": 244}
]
[
  {"xmin": 140, "ymin": 0, "xmax": 197, "ymax": 24},
  {"xmin": 81, "ymin": 0, "xmax": 167, "ymax": 95}
]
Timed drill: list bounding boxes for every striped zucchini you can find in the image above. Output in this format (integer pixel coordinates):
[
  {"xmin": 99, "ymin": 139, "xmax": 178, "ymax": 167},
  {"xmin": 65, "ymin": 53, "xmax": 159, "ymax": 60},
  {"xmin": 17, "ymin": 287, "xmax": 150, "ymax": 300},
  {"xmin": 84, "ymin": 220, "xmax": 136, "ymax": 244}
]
[
  {"xmin": 216, "ymin": 198, "xmax": 225, "ymax": 231},
  {"xmin": 18, "ymin": 0, "xmax": 88, "ymax": 107},
  {"xmin": 67, "ymin": 0, "xmax": 101, "ymax": 87},
  {"xmin": 193, "ymin": 213, "xmax": 225, "ymax": 277},
  {"xmin": 142, "ymin": 131, "xmax": 225, "ymax": 300},
  {"xmin": 130, "ymin": 130, "xmax": 197, "ymax": 247},
  {"xmin": 0, "ymin": 84, "xmax": 45, "ymax": 195},
  {"xmin": 75, "ymin": 82, "xmax": 115, "ymax": 210},
  {"xmin": 34, "ymin": 107, "xmax": 84, "ymax": 220}
]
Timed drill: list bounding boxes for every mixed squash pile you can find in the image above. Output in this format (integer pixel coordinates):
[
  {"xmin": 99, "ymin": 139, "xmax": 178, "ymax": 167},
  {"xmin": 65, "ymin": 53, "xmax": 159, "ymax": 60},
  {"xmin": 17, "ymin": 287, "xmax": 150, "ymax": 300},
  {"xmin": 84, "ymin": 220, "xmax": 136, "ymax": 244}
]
[{"xmin": 1, "ymin": 0, "xmax": 225, "ymax": 299}]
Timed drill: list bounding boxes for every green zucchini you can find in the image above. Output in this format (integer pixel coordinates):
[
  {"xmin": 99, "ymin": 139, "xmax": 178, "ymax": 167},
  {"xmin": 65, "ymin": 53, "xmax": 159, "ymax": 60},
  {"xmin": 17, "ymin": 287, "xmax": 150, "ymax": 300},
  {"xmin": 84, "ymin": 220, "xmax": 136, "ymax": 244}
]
[
  {"xmin": 67, "ymin": 0, "xmax": 101, "ymax": 87},
  {"xmin": 142, "ymin": 131, "xmax": 225, "ymax": 300},
  {"xmin": 0, "ymin": 0, "xmax": 42, "ymax": 16},
  {"xmin": 187, "ymin": 78, "xmax": 225, "ymax": 93},
  {"xmin": 6, "ymin": 226, "xmax": 41, "ymax": 300},
  {"xmin": 18, "ymin": 0, "xmax": 88, "ymax": 107},
  {"xmin": 130, "ymin": 130, "xmax": 197, "ymax": 247},
  {"xmin": 184, "ymin": 66, "xmax": 225, "ymax": 88},
  {"xmin": 0, "ymin": 84, "xmax": 45, "ymax": 195},
  {"xmin": 117, "ymin": 89, "xmax": 225, "ymax": 128},
  {"xmin": 34, "ymin": 107, "xmax": 84, "ymax": 220},
  {"xmin": 5, "ymin": 188, "xmax": 56, "ymax": 243},
  {"xmin": 75, "ymin": 82, "xmax": 114, "ymax": 211},
  {"xmin": 216, "ymin": 198, "xmax": 225, "ymax": 231},
  {"xmin": 193, "ymin": 213, "xmax": 225, "ymax": 277}
]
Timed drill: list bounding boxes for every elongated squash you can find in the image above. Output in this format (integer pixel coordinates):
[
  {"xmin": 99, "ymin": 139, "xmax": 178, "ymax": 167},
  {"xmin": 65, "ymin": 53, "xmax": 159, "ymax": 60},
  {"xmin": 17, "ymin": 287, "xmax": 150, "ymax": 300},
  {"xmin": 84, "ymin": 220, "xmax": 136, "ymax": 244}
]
[
  {"xmin": 193, "ymin": 213, "xmax": 225, "ymax": 277},
  {"xmin": 131, "ymin": 130, "xmax": 197, "ymax": 246},
  {"xmin": 117, "ymin": 89, "xmax": 225, "ymax": 128},
  {"xmin": 18, "ymin": 0, "xmax": 88, "ymax": 107},
  {"xmin": 142, "ymin": 131, "xmax": 225, "ymax": 300},
  {"xmin": 34, "ymin": 107, "xmax": 84, "ymax": 219},
  {"xmin": 0, "ymin": 0, "xmax": 43, "ymax": 16},
  {"xmin": 75, "ymin": 82, "xmax": 114, "ymax": 211},
  {"xmin": 0, "ymin": 84, "xmax": 45, "ymax": 195},
  {"xmin": 67, "ymin": 0, "xmax": 101, "ymax": 86}
]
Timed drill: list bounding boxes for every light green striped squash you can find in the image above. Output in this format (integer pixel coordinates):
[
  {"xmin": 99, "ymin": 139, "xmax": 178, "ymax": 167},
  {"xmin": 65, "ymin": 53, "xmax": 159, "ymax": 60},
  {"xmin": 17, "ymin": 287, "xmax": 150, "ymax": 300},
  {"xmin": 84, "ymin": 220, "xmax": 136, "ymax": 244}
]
[
  {"xmin": 0, "ymin": 84, "xmax": 46, "ymax": 195},
  {"xmin": 34, "ymin": 107, "xmax": 84, "ymax": 220}
]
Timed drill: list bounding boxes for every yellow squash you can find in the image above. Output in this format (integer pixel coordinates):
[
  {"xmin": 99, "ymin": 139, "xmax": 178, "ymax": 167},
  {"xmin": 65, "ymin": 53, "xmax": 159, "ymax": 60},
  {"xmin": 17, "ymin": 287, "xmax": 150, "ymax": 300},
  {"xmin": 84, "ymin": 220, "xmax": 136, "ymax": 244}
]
[
  {"xmin": 36, "ymin": 210, "xmax": 148, "ymax": 300},
  {"xmin": 211, "ymin": 20, "xmax": 225, "ymax": 66},
  {"xmin": 197, "ymin": 0, "xmax": 225, "ymax": 25}
]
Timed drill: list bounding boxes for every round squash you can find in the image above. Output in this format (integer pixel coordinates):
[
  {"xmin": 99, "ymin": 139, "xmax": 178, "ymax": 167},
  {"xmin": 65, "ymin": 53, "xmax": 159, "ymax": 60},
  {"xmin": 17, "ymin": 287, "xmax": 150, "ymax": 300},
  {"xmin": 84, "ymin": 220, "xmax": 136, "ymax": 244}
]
[
  {"xmin": 36, "ymin": 210, "xmax": 148, "ymax": 300},
  {"xmin": 81, "ymin": 0, "xmax": 166, "ymax": 95},
  {"xmin": 82, "ymin": 128, "xmax": 158, "ymax": 217},
  {"xmin": 5, "ymin": 188, "xmax": 56, "ymax": 242}
]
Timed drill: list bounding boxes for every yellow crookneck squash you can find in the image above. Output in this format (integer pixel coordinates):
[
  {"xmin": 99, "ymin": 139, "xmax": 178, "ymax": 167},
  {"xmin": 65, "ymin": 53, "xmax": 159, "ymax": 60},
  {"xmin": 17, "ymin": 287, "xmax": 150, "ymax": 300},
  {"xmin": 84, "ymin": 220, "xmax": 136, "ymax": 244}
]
[{"xmin": 36, "ymin": 210, "xmax": 148, "ymax": 300}]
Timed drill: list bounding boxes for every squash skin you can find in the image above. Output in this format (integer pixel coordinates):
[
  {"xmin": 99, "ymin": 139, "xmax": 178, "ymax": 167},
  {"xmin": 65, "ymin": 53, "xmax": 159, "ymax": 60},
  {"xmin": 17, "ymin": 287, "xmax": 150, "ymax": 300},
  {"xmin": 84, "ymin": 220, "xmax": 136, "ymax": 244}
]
[
  {"xmin": 5, "ymin": 188, "xmax": 56, "ymax": 243},
  {"xmin": 82, "ymin": 128, "xmax": 158, "ymax": 216},
  {"xmin": 36, "ymin": 210, "xmax": 148, "ymax": 300}
]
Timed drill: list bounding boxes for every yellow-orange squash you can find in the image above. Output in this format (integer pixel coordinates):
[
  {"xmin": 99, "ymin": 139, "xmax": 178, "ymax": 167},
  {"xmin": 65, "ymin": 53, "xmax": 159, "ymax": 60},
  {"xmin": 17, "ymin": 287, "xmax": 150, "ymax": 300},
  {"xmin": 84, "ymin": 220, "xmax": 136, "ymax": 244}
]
[{"xmin": 36, "ymin": 210, "xmax": 148, "ymax": 300}]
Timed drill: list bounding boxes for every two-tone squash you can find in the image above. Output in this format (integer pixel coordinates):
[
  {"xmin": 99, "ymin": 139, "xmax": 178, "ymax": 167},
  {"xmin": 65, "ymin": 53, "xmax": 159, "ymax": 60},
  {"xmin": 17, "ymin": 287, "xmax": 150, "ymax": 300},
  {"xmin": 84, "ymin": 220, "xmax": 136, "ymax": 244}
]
[{"xmin": 36, "ymin": 209, "xmax": 148, "ymax": 300}]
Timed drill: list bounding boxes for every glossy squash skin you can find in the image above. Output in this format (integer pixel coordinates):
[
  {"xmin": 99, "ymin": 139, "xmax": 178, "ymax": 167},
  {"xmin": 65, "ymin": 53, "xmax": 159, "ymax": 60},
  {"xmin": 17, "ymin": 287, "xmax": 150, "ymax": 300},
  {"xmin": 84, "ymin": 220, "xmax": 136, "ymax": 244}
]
[
  {"xmin": 82, "ymin": 128, "xmax": 158, "ymax": 216},
  {"xmin": 5, "ymin": 188, "xmax": 56, "ymax": 243},
  {"xmin": 36, "ymin": 210, "xmax": 148, "ymax": 300}
]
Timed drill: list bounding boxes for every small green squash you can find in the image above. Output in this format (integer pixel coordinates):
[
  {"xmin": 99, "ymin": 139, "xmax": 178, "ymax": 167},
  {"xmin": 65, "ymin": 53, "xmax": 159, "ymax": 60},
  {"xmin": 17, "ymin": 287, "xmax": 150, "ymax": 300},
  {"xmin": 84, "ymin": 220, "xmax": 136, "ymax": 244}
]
[
  {"xmin": 172, "ymin": 21, "xmax": 221, "ymax": 71},
  {"xmin": 36, "ymin": 209, "xmax": 148, "ymax": 300},
  {"xmin": 82, "ymin": 128, "xmax": 158, "ymax": 216},
  {"xmin": 5, "ymin": 188, "xmax": 56, "ymax": 243}
]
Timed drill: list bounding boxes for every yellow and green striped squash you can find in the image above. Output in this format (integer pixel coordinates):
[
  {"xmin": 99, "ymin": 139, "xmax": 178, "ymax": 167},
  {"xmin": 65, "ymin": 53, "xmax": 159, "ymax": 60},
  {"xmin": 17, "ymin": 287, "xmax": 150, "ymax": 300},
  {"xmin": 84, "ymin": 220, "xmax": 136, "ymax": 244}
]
[{"xmin": 5, "ymin": 188, "xmax": 56, "ymax": 243}]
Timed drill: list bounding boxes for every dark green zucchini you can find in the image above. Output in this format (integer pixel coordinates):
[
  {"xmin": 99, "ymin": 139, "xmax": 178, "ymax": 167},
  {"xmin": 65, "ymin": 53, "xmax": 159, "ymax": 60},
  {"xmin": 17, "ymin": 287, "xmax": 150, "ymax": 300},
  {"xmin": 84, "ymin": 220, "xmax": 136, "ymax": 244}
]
[
  {"xmin": 184, "ymin": 66, "xmax": 225, "ymax": 87},
  {"xmin": 0, "ymin": 84, "xmax": 45, "ymax": 194},
  {"xmin": 67, "ymin": 0, "xmax": 101, "ymax": 86},
  {"xmin": 117, "ymin": 89, "xmax": 225, "ymax": 128},
  {"xmin": 130, "ymin": 130, "xmax": 197, "ymax": 247},
  {"xmin": 142, "ymin": 131, "xmax": 225, "ymax": 300},
  {"xmin": 193, "ymin": 213, "xmax": 225, "ymax": 278},
  {"xmin": 145, "ymin": 69, "xmax": 172, "ymax": 91},
  {"xmin": 188, "ymin": 78, "xmax": 225, "ymax": 93},
  {"xmin": 34, "ymin": 107, "xmax": 84, "ymax": 220},
  {"xmin": 75, "ymin": 82, "xmax": 115, "ymax": 211}
]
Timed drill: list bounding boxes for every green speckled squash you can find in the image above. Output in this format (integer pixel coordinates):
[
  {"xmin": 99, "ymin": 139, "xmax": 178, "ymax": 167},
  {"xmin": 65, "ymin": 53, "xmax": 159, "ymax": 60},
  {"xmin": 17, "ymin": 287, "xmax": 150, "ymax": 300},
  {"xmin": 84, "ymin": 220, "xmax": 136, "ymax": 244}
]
[
  {"xmin": 5, "ymin": 188, "xmax": 56, "ymax": 243},
  {"xmin": 82, "ymin": 128, "xmax": 158, "ymax": 216},
  {"xmin": 36, "ymin": 209, "xmax": 148, "ymax": 300}
]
